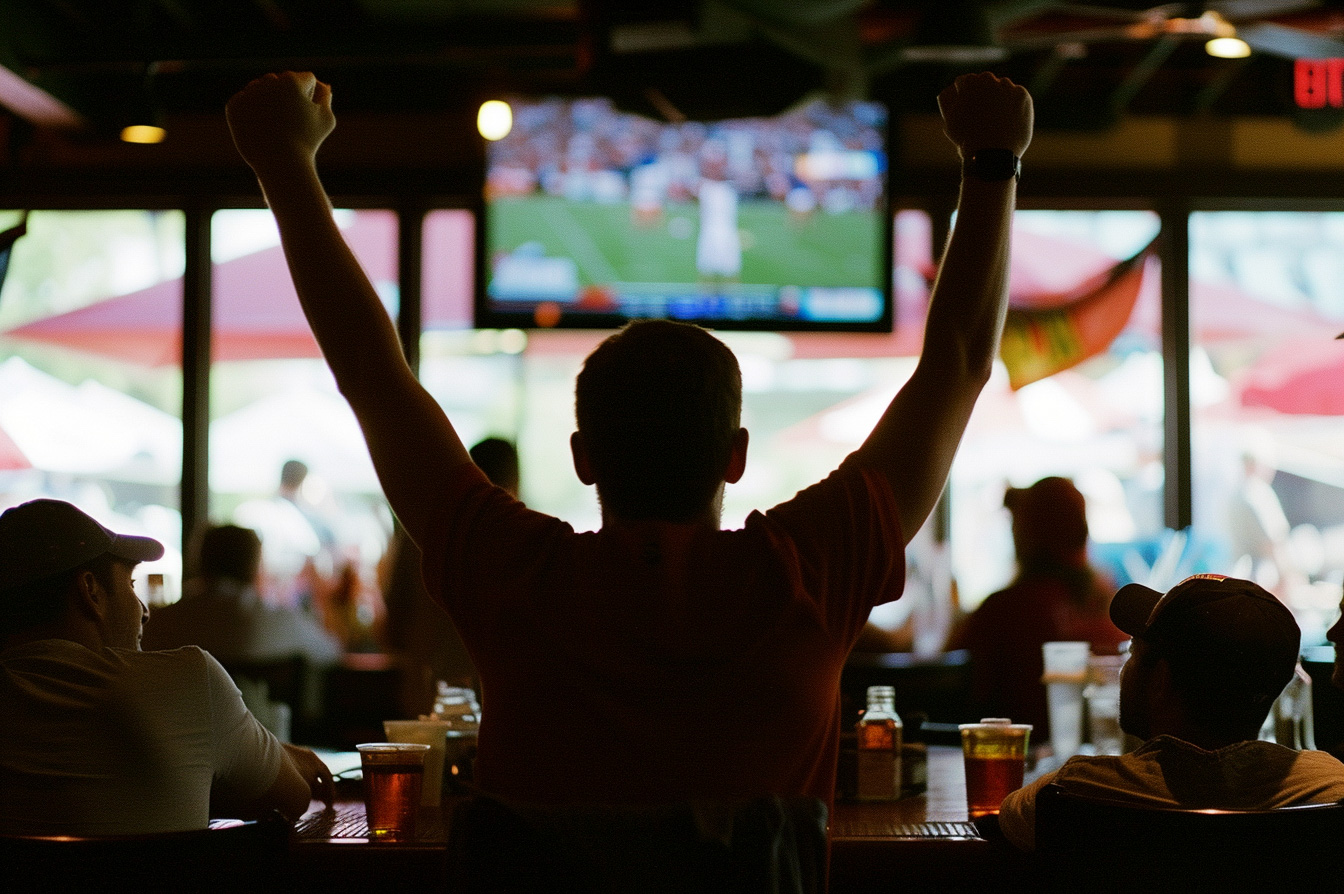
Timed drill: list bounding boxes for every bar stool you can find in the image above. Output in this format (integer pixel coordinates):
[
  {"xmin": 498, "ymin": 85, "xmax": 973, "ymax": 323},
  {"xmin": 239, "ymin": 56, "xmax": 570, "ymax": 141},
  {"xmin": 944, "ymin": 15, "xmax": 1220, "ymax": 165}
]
[
  {"xmin": 0, "ymin": 812, "xmax": 291, "ymax": 894},
  {"xmin": 1034, "ymin": 782, "xmax": 1344, "ymax": 893}
]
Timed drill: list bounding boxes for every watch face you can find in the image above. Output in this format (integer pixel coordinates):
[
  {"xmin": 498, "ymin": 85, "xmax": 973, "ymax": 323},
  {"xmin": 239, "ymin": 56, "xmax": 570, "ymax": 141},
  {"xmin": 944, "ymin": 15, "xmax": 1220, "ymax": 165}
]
[{"xmin": 966, "ymin": 149, "xmax": 1020, "ymax": 181}]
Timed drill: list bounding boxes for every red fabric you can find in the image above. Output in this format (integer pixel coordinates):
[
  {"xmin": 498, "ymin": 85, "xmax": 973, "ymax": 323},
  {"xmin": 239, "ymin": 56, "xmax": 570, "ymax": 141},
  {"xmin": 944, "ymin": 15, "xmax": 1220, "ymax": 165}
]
[
  {"xmin": 952, "ymin": 573, "xmax": 1127, "ymax": 736},
  {"xmin": 1238, "ymin": 335, "xmax": 1344, "ymax": 416},
  {"xmin": 420, "ymin": 460, "xmax": 905, "ymax": 808},
  {"xmin": 999, "ymin": 246, "xmax": 1153, "ymax": 390},
  {"xmin": 0, "ymin": 422, "xmax": 27, "ymax": 470}
]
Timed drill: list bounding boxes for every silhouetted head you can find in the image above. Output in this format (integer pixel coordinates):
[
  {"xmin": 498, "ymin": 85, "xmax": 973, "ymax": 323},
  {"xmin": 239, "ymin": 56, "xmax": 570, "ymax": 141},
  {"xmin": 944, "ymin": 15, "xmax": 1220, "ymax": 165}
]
[
  {"xmin": 0, "ymin": 499, "xmax": 162, "ymax": 645},
  {"xmin": 197, "ymin": 524, "xmax": 263, "ymax": 584},
  {"xmin": 1113, "ymin": 574, "xmax": 1299, "ymax": 743},
  {"xmin": 574, "ymin": 320, "xmax": 743, "ymax": 523},
  {"xmin": 1005, "ymin": 476, "xmax": 1088, "ymax": 565},
  {"xmin": 280, "ymin": 459, "xmax": 309, "ymax": 492},
  {"xmin": 469, "ymin": 437, "xmax": 521, "ymax": 498}
]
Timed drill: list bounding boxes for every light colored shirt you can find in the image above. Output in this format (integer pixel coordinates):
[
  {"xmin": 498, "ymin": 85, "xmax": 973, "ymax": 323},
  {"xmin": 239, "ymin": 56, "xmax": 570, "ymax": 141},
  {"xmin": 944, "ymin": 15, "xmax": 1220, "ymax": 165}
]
[
  {"xmin": 999, "ymin": 734, "xmax": 1344, "ymax": 850},
  {"xmin": 0, "ymin": 640, "xmax": 286, "ymax": 835}
]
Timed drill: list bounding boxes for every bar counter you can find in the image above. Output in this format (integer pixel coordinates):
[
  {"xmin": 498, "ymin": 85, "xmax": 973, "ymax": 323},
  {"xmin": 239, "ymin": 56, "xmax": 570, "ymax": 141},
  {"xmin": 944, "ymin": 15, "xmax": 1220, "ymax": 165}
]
[{"xmin": 291, "ymin": 745, "xmax": 1028, "ymax": 892}]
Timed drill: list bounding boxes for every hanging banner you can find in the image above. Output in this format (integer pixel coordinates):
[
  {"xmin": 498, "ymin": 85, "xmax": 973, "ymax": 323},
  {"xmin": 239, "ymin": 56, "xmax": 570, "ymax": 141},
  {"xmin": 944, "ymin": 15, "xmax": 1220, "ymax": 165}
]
[
  {"xmin": 1000, "ymin": 236, "xmax": 1157, "ymax": 391},
  {"xmin": 0, "ymin": 211, "xmax": 29, "ymax": 306}
]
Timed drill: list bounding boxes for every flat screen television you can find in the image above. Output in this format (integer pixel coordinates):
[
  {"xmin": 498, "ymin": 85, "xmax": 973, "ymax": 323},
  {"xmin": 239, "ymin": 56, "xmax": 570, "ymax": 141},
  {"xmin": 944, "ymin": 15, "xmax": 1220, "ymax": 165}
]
[{"xmin": 476, "ymin": 95, "xmax": 891, "ymax": 331}]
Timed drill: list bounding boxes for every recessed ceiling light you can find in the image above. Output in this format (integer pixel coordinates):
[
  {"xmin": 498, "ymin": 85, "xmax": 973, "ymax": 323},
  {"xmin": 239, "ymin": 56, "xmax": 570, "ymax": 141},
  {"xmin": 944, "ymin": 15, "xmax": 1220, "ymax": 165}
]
[{"xmin": 1206, "ymin": 37, "xmax": 1251, "ymax": 59}]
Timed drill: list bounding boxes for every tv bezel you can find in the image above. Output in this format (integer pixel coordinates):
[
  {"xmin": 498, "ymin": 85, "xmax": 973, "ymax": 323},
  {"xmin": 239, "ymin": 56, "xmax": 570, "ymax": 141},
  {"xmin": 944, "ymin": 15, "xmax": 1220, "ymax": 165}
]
[{"xmin": 472, "ymin": 95, "xmax": 894, "ymax": 334}]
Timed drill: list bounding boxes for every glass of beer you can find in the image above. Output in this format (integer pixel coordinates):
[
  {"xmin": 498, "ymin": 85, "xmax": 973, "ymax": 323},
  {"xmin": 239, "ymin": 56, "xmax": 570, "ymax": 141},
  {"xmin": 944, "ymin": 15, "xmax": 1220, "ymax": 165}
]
[
  {"xmin": 356, "ymin": 743, "xmax": 431, "ymax": 841},
  {"xmin": 959, "ymin": 718, "xmax": 1032, "ymax": 819}
]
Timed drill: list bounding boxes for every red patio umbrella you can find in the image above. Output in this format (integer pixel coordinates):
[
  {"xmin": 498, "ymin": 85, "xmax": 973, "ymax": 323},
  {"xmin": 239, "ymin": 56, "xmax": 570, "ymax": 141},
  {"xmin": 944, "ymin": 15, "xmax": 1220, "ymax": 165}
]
[
  {"xmin": 1238, "ymin": 335, "xmax": 1344, "ymax": 415},
  {"xmin": 0, "ymin": 212, "xmax": 473, "ymax": 365},
  {"xmin": 0, "ymin": 421, "xmax": 29, "ymax": 470}
]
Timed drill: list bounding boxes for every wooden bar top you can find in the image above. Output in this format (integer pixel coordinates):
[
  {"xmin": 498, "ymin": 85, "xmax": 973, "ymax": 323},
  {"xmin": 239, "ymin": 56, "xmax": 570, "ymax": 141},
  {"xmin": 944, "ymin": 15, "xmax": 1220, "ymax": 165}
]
[{"xmin": 291, "ymin": 745, "xmax": 1033, "ymax": 892}]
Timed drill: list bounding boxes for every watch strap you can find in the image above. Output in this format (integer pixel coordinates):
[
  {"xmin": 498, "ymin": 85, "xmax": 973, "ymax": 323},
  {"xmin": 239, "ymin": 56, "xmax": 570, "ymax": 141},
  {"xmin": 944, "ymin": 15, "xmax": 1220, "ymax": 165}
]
[{"xmin": 963, "ymin": 148, "xmax": 1021, "ymax": 182}]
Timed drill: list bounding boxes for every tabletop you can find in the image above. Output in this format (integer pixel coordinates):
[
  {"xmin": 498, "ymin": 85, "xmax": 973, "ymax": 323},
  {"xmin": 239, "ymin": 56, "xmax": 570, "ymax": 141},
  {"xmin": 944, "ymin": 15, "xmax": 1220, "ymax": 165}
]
[{"xmin": 290, "ymin": 745, "xmax": 1033, "ymax": 893}]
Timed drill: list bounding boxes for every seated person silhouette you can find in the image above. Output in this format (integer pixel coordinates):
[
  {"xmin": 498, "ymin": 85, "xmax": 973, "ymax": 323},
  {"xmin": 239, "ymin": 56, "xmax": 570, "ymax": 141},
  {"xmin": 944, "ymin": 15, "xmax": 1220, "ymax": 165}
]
[
  {"xmin": 998, "ymin": 574, "xmax": 1344, "ymax": 850},
  {"xmin": 0, "ymin": 500, "xmax": 331, "ymax": 834},
  {"xmin": 142, "ymin": 524, "xmax": 342, "ymax": 667},
  {"xmin": 946, "ymin": 476, "xmax": 1127, "ymax": 738}
]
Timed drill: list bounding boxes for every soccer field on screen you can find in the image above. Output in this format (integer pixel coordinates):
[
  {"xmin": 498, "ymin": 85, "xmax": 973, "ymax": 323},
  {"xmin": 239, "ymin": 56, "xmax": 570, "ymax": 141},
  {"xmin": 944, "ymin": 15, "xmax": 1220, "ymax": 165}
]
[{"xmin": 489, "ymin": 195, "xmax": 884, "ymax": 291}]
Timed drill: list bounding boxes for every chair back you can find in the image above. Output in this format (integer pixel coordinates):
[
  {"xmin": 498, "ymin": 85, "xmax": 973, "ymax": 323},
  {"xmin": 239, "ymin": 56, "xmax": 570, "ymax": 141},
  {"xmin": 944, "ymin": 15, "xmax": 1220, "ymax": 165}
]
[
  {"xmin": 221, "ymin": 655, "xmax": 307, "ymax": 710},
  {"xmin": 447, "ymin": 794, "xmax": 827, "ymax": 894},
  {"xmin": 0, "ymin": 812, "xmax": 290, "ymax": 894},
  {"xmin": 1035, "ymin": 782, "xmax": 1344, "ymax": 894}
]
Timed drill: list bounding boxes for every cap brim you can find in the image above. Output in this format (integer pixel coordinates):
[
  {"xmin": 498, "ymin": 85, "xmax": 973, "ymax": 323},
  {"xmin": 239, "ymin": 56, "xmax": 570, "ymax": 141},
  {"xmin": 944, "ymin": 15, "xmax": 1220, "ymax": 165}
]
[
  {"xmin": 1110, "ymin": 582, "xmax": 1163, "ymax": 637},
  {"xmin": 107, "ymin": 532, "xmax": 164, "ymax": 564}
]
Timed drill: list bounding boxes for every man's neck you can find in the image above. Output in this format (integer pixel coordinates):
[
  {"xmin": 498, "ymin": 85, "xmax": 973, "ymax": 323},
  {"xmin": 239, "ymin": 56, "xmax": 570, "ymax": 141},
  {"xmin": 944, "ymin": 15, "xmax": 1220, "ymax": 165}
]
[
  {"xmin": 600, "ymin": 508, "xmax": 722, "ymax": 534},
  {"xmin": 597, "ymin": 485, "xmax": 726, "ymax": 533}
]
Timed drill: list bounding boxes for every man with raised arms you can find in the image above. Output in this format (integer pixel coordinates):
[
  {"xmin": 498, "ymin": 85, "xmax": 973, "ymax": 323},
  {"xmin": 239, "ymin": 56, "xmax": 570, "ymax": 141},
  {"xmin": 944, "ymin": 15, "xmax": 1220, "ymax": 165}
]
[{"xmin": 225, "ymin": 70, "xmax": 1032, "ymax": 809}]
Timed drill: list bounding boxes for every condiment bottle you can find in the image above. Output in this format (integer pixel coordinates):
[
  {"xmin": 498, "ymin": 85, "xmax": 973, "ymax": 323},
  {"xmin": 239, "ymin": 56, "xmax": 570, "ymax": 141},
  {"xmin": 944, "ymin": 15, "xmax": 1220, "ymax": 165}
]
[{"xmin": 856, "ymin": 685, "xmax": 903, "ymax": 801}]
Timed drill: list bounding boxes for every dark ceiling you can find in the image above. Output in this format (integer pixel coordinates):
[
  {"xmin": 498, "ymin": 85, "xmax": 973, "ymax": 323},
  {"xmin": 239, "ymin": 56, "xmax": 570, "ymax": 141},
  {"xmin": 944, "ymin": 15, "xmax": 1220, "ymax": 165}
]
[{"xmin": 4, "ymin": 0, "xmax": 1344, "ymax": 141}]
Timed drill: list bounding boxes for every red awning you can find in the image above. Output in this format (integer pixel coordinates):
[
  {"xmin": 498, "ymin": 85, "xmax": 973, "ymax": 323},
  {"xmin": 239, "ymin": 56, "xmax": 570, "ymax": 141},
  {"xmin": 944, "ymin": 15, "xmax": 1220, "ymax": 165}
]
[
  {"xmin": 0, "ymin": 421, "xmax": 28, "ymax": 470},
  {"xmin": 1, "ymin": 212, "xmax": 473, "ymax": 365},
  {"xmin": 1238, "ymin": 336, "xmax": 1344, "ymax": 416}
]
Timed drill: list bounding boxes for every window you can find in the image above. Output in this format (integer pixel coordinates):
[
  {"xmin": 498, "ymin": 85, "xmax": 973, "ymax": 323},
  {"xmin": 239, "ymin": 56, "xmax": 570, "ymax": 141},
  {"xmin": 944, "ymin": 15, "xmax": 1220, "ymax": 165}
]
[
  {"xmin": 950, "ymin": 210, "xmax": 1165, "ymax": 617},
  {"xmin": 0, "ymin": 209, "xmax": 184, "ymax": 598},
  {"xmin": 207, "ymin": 209, "xmax": 395, "ymax": 647},
  {"xmin": 1190, "ymin": 211, "xmax": 1344, "ymax": 645}
]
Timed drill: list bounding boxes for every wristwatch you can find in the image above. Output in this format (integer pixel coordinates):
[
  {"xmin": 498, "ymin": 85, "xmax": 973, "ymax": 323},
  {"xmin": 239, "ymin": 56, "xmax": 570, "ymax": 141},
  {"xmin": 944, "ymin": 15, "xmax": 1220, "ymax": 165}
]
[{"xmin": 962, "ymin": 148, "xmax": 1021, "ymax": 182}]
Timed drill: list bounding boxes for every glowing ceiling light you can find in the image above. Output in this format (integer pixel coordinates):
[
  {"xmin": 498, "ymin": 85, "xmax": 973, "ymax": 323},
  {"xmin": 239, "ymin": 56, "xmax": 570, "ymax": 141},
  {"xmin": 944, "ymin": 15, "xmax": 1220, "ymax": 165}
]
[
  {"xmin": 477, "ymin": 100, "xmax": 513, "ymax": 141},
  {"xmin": 1206, "ymin": 36, "xmax": 1251, "ymax": 59},
  {"xmin": 120, "ymin": 124, "xmax": 166, "ymax": 144}
]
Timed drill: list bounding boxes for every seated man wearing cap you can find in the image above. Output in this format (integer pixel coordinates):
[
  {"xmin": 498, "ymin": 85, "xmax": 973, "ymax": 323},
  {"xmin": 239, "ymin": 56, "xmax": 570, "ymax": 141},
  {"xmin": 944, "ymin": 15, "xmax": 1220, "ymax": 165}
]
[
  {"xmin": 0, "ymin": 499, "xmax": 334, "ymax": 836},
  {"xmin": 998, "ymin": 574, "xmax": 1344, "ymax": 851}
]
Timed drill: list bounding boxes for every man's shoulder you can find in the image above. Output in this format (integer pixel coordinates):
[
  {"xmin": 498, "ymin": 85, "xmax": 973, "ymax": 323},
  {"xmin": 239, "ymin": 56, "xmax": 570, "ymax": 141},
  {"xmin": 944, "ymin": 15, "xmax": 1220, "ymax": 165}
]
[
  {"xmin": 111, "ymin": 644, "xmax": 213, "ymax": 669},
  {"xmin": 759, "ymin": 459, "xmax": 894, "ymax": 519}
]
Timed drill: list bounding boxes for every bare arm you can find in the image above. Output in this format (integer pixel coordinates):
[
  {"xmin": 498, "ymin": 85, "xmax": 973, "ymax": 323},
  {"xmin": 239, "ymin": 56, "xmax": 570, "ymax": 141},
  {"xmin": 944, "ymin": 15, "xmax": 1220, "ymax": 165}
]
[
  {"xmin": 853, "ymin": 72, "xmax": 1033, "ymax": 542},
  {"xmin": 212, "ymin": 744, "xmax": 333, "ymax": 821},
  {"xmin": 225, "ymin": 72, "xmax": 471, "ymax": 548}
]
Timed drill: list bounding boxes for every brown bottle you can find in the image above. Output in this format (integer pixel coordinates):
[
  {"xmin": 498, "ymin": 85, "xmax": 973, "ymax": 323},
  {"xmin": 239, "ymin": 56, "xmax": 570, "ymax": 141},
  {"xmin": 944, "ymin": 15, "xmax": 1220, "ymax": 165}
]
[{"xmin": 856, "ymin": 685, "xmax": 902, "ymax": 801}]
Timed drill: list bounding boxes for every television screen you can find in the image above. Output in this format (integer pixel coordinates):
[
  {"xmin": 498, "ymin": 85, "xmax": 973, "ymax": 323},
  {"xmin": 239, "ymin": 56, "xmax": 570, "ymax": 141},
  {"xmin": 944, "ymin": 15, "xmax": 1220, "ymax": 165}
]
[{"xmin": 477, "ymin": 95, "xmax": 891, "ymax": 331}]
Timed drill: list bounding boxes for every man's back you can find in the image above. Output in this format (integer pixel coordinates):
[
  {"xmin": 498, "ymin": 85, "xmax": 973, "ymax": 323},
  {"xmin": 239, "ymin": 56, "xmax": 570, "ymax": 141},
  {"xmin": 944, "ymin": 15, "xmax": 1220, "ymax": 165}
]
[
  {"xmin": 0, "ymin": 639, "xmax": 285, "ymax": 835},
  {"xmin": 998, "ymin": 734, "xmax": 1344, "ymax": 850},
  {"xmin": 423, "ymin": 461, "xmax": 904, "ymax": 806}
]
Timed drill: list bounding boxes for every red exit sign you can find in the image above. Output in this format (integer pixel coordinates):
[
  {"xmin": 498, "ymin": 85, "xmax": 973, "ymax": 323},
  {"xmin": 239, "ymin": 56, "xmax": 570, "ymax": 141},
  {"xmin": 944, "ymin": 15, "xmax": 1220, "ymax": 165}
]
[{"xmin": 1296, "ymin": 59, "xmax": 1344, "ymax": 108}]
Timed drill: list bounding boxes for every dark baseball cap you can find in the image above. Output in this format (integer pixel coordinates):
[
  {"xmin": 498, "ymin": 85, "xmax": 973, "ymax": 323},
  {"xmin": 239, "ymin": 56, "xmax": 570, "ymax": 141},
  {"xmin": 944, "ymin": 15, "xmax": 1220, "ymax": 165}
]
[
  {"xmin": 0, "ymin": 499, "xmax": 164, "ymax": 592},
  {"xmin": 1110, "ymin": 574, "xmax": 1300, "ymax": 695}
]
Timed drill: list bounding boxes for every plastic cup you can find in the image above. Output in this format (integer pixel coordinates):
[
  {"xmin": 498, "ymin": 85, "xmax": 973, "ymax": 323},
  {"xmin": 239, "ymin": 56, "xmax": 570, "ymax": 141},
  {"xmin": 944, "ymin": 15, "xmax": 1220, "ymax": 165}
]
[
  {"xmin": 959, "ymin": 718, "xmax": 1032, "ymax": 819},
  {"xmin": 356, "ymin": 743, "xmax": 431, "ymax": 841},
  {"xmin": 383, "ymin": 720, "xmax": 453, "ymax": 806},
  {"xmin": 1042, "ymin": 641, "xmax": 1090, "ymax": 758},
  {"xmin": 1085, "ymin": 654, "xmax": 1127, "ymax": 755}
]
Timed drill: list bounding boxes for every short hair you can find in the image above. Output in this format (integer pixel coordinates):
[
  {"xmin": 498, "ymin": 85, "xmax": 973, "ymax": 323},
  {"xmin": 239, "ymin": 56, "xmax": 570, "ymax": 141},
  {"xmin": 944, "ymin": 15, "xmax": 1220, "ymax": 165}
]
[
  {"xmin": 197, "ymin": 525, "xmax": 263, "ymax": 583},
  {"xmin": 575, "ymin": 320, "xmax": 742, "ymax": 522},
  {"xmin": 0, "ymin": 553, "xmax": 119, "ymax": 640},
  {"xmin": 280, "ymin": 459, "xmax": 309, "ymax": 490},
  {"xmin": 469, "ymin": 437, "xmax": 520, "ymax": 492}
]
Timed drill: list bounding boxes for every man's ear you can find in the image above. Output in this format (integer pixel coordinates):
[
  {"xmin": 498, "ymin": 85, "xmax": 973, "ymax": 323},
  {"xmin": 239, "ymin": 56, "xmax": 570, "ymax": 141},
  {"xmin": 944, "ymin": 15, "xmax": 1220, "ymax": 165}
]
[
  {"xmin": 73, "ymin": 570, "xmax": 105, "ymax": 620},
  {"xmin": 724, "ymin": 428, "xmax": 749, "ymax": 484},
  {"xmin": 571, "ymin": 431, "xmax": 596, "ymax": 485}
]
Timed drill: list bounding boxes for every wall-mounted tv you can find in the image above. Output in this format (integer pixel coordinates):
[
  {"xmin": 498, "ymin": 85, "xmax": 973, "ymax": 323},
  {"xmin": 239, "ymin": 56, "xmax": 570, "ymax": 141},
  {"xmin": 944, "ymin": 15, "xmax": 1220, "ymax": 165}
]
[{"xmin": 476, "ymin": 95, "xmax": 891, "ymax": 332}]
